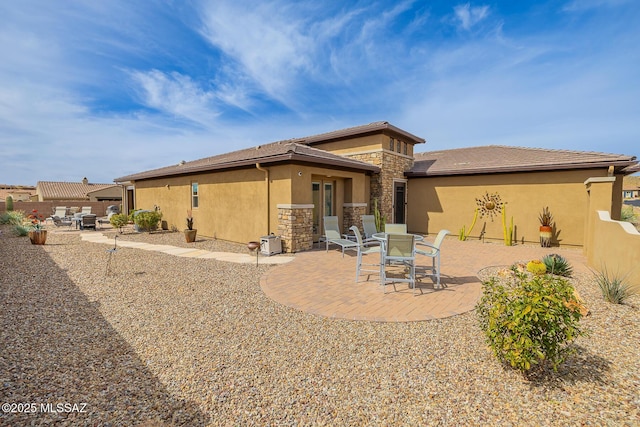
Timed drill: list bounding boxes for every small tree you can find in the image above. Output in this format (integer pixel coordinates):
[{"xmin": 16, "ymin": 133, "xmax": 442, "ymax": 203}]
[{"xmin": 109, "ymin": 213, "xmax": 129, "ymax": 234}]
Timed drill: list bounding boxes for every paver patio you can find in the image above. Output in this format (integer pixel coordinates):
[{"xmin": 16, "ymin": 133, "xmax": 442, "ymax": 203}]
[{"xmin": 260, "ymin": 236, "xmax": 590, "ymax": 322}]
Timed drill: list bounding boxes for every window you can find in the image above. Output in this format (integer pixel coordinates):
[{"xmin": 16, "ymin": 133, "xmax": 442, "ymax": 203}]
[
  {"xmin": 389, "ymin": 137, "xmax": 394, "ymax": 151},
  {"xmin": 191, "ymin": 182, "xmax": 199, "ymax": 208},
  {"xmin": 404, "ymin": 142, "xmax": 408, "ymax": 155},
  {"xmin": 396, "ymin": 139, "xmax": 401, "ymax": 153}
]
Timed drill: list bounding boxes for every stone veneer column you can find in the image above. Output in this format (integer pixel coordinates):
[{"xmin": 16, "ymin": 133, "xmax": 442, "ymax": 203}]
[
  {"xmin": 344, "ymin": 150, "xmax": 414, "ymax": 223},
  {"xmin": 277, "ymin": 204, "xmax": 314, "ymax": 253},
  {"xmin": 343, "ymin": 203, "xmax": 368, "ymax": 233}
]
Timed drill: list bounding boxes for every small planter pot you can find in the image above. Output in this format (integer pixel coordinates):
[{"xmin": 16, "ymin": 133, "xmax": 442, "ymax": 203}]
[
  {"xmin": 29, "ymin": 230, "xmax": 47, "ymax": 245},
  {"xmin": 184, "ymin": 229, "xmax": 197, "ymax": 243},
  {"xmin": 539, "ymin": 225, "xmax": 552, "ymax": 247}
]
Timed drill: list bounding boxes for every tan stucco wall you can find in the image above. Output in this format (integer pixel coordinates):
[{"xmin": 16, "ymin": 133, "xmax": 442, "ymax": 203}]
[
  {"xmin": 407, "ymin": 168, "xmax": 616, "ymax": 247},
  {"xmin": 312, "ymin": 133, "xmax": 416, "ymax": 158},
  {"xmin": 132, "ymin": 163, "xmax": 371, "ymax": 245},
  {"xmin": 88, "ymin": 186, "xmax": 122, "ymax": 201}
]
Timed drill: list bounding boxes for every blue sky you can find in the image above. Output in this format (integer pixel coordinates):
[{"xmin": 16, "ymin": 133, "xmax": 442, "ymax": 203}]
[{"xmin": 1, "ymin": 0, "xmax": 638, "ymax": 185}]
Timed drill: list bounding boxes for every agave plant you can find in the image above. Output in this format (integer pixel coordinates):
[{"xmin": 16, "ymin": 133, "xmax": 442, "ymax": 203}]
[{"xmin": 542, "ymin": 254, "xmax": 573, "ymax": 277}]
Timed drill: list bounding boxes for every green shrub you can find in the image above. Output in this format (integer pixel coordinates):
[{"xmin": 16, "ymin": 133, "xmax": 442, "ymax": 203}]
[
  {"xmin": 109, "ymin": 213, "xmax": 129, "ymax": 233},
  {"xmin": 593, "ymin": 267, "xmax": 638, "ymax": 304},
  {"xmin": 5, "ymin": 195, "xmax": 14, "ymax": 211},
  {"xmin": 0, "ymin": 211, "xmax": 25, "ymax": 225},
  {"xmin": 133, "ymin": 211, "xmax": 162, "ymax": 232},
  {"xmin": 14, "ymin": 224, "xmax": 30, "ymax": 236},
  {"xmin": 476, "ymin": 272, "xmax": 585, "ymax": 374},
  {"xmin": 526, "ymin": 259, "xmax": 547, "ymax": 275},
  {"xmin": 542, "ymin": 254, "xmax": 573, "ymax": 277},
  {"xmin": 621, "ymin": 205, "xmax": 636, "ymax": 223}
]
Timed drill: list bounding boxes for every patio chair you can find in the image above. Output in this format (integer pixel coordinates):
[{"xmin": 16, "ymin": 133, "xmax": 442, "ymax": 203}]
[
  {"xmin": 415, "ymin": 229, "xmax": 450, "ymax": 289},
  {"xmin": 80, "ymin": 214, "xmax": 97, "ymax": 230},
  {"xmin": 381, "ymin": 233, "xmax": 416, "ymax": 294},
  {"xmin": 385, "ymin": 223, "xmax": 407, "ymax": 234},
  {"xmin": 81, "ymin": 206, "xmax": 92, "ymax": 214},
  {"xmin": 349, "ymin": 225, "xmax": 382, "ymax": 282},
  {"xmin": 361, "ymin": 215, "xmax": 378, "ymax": 242},
  {"xmin": 323, "ymin": 216, "xmax": 358, "ymax": 257},
  {"xmin": 47, "ymin": 206, "xmax": 68, "ymax": 222},
  {"xmin": 52, "ymin": 216, "xmax": 73, "ymax": 229}
]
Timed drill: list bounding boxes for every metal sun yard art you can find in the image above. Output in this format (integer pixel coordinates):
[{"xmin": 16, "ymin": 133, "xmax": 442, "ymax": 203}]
[{"xmin": 476, "ymin": 192, "xmax": 503, "ymax": 221}]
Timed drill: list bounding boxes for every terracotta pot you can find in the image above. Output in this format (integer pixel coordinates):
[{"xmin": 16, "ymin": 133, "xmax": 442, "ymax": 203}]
[
  {"xmin": 28, "ymin": 230, "xmax": 47, "ymax": 245},
  {"xmin": 184, "ymin": 229, "xmax": 197, "ymax": 243},
  {"xmin": 539, "ymin": 225, "xmax": 552, "ymax": 247}
]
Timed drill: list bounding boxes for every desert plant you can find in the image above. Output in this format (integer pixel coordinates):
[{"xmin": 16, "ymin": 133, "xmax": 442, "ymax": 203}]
[
  {"xmin": 109, "ymin": 213, "xmax": 129, "ymax": 233},
  {"xmin": 526, "ymin": 259, "xmax": 547, "ymax": 275},
  {"xmin": 539, "ymin": 207, "xmax": 553, "ymax": 227},
  {"xmin": 593, "ymin": 267, "xmax": 638, "ymax": 304},
  {"xmin": 5, "ymin": 195, "xmax": 13, "ymax": 211},
  {"xmin": 133, "ymin": 211, "xmax": 162, "ymax": 232},
  {"xmin": 14, "ymin": 224, "xmax": 30, "ymax": 236},
  {"xmin": 621, "ymin": 205, "xmax": 636, "ymax": 223},
  {"xmin": 542, "ymin": 254, "xmax": 573, "ymax": 277},
  {"xmin": 186, "ymin": 210, "xmax": 194, "ymax": 230},
  {"xmin": 502, "ymin": 204, "xmax": 513, "ymax": 246},
  {"xmin": 459, "ymin": 208, "xmax": 479, "ymax": 241},
  {"xmin": 476, "ymin": 272, "xmax": 586, "ymax": 374},
  {"xmin": 0, "ymin": 210, "xmax": 25, "ymax": 225},
  {"xmin": 373, "ymin": 198, "xmax": 385, "ymax": 233}
]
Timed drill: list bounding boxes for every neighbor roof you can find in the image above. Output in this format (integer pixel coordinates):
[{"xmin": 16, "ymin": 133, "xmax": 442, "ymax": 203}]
[
  {"xmin": 37, "ymin": 181, "xmax": 118, "ymax": 200},
  {"xmin": 408, "ymin": 145, "xmax": 638, "ymax": 177},
  {"xmin": 114, "ymin": 141, "xmax": 380, "ymax": 182}
]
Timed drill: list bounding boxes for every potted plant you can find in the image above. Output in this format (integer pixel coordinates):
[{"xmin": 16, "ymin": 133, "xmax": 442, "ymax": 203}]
[
  {"xmin": 538, "ymin": 207, "xmax": 553, "ymax": 247},
  {"xmin": 27, "ymin": 209, "xmax": 47, "ymax": 245},
  {"xmin": 185, "ymin": 210, "xmax": 197, "ymax": 243}
]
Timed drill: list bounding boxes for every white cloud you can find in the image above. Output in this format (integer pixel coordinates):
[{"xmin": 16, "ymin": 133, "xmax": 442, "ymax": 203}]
[
  {"xmin": 129, "ymin": 70, "xmax": 220, "ymax": 128},
  {"xmin": 453, "ymin": 3, "xmax": 490, "ymax": 31}
]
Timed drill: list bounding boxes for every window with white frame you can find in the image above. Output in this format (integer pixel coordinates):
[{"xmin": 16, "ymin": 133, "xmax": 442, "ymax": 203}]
[{"xmin": 191, "ymin": 182, "xmax": 199, "ymax": 208}]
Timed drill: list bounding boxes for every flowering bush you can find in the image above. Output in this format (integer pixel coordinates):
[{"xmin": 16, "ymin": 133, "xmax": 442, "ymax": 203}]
[{"xmin": 27, "ymin": 209, "xmax": 46, "ymax": 231}]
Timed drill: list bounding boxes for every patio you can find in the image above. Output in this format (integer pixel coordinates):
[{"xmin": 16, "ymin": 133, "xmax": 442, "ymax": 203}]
[{"xmin": 261, "ymin": 236, "xmax": 591, "ymax": 321}]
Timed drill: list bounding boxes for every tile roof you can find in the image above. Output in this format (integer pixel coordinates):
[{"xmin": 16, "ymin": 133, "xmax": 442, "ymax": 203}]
[
  {"xmin": 115, "ymin": 141, "xmax": 380, "ymax": 182},
  {"xmin": 37, "ymin": 181, "xmax": 118, "ymax": 200},
  {"xmin": 408, "ymin": 145, "xmax": 638, "ymax": 177}
]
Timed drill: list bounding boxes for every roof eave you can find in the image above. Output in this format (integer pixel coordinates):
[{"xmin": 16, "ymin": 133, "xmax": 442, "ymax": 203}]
[
  {"xmin": 406, "ymin": 160, "xmax": 639, "ymax": 177},
  {"xmin": 115, "ymin": 153, "xmax": 379, "ymax": 182}
]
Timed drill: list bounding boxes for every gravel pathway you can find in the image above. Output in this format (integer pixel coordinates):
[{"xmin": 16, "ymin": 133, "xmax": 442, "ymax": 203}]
[{"xmin": 1, "ymin": 226, "xmax": 638, "ymax": 426}]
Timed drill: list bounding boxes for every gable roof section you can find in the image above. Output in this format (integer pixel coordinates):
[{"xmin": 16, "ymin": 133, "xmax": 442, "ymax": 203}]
[
  {"xmin": 408, "ymin": 145, "xmax": 638, "ymax": 177},
  {"xmin": 293, "ymin": 121, "xmax": 426, "ymax": 146},
  {"xmin": 37, "ymin": 181, "xmax": 117, "ymax": 200},
  {"xmin": 115, "ymin": 142, "xmax": 380, "ymax": 182}
]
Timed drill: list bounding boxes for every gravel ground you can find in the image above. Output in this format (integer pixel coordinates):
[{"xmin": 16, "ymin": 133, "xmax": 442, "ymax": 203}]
[{"xmin": 1, "ymin": 226, "xmax": 638, "ymax": 426}]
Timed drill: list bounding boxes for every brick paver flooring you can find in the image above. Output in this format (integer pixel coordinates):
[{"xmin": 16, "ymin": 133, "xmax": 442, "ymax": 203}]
[{"xmin": 260, "ymin": 237, "xmax": 590, "ymax": 322}]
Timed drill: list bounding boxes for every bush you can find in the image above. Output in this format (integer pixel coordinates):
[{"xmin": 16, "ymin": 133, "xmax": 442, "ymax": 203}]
[
  {"xmin": 133, "ymin": 211, "xmax": 162, "ymax": 232},
  {"xmin": 14, "ymin": 224, "xmax": 30, "ymax": 236},
  {"xmin": 0, "ymin": 211, "xmax": 25, "ymax": 225},
  {"xmin": 593, "ymin": 267, "xmax": 638, "ymax": 304},
  {"xmin": 476, "ymin": 272, "xmax": 585, "ymax": 374},
  {"xmin": 542, "ymin": 254, "xmax": 573, "ymax": 277},
  {"xmin": 621, "ymin": 205, "xmax": 636, "ymax": 223},
  {"xmin": 526, "ymin": 259, "xmax": 547, "ymax": 275},
  {"xmin": 109, "ymin": 213, "xmax": 129, "ymax": 233}
]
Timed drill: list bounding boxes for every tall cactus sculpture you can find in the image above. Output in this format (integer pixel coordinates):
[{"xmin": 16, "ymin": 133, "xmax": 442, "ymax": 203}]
[{"xmin": 373, "ymin": 198, "xmax": 385, "ymax": 232}]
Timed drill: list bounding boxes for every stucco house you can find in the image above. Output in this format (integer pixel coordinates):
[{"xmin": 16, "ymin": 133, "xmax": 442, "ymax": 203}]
[{"xmin": 114, "ymin": 122, "xmax": 638, "ymax": 252}]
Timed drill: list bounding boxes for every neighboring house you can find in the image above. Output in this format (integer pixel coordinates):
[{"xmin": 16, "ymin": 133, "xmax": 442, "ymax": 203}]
[
  {"xmin": 407, "ymin": 146, "xmax": 637, "ymax": 247},
  {"xmin": 0, "ymin": 184, "xmax": 36, "ymax": 202},
  {"xmin": 36, "ymin": 178, "xmax": 121, "ymax": 202},
  {"xmin": 622, "ymin": 175, "xmax": 640, "ymax": 199},
  {"xmin": 114, "ymin": 122, "xmax": 638, "ymax": 251}
]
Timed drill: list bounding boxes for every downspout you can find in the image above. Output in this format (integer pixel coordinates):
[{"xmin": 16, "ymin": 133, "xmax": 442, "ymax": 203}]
[{"xmin": 256, "ymin": 163, "xmax": 270, "ymax": 234}]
